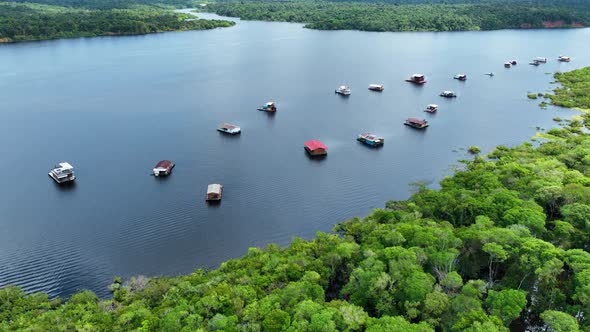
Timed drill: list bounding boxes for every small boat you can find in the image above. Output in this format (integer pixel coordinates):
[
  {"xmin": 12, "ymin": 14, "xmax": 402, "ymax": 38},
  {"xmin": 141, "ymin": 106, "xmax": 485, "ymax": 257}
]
[
  {"xmin": 217, "ymin": 123, "xmax": 241, "ymax": 135},
  {"xmin": 257, "ymin": 102, "xmax": 277, "ymax": 112},
  {"xmin": 510, "ymin": 60, "xmax": 517, "ymax": 65},
  {"xmin": 206, "ymin": 184, "xmax": 223, "ymax": 201},
  {"xmin": 357, "ymin": 133, "xmax": 384, "ymax": 147},
  {"xmin": 529, "ymin": 60, "xmax": 541, "ymax": 66},
  {"xmin": 406, "ymin": 74, "xmax": 426, "ymax": 84},
  {"xmin": 440, "ymin": 91, "xmax": 457, "ymax": 98},
  {"xmin": 48, "ymin": 162, "xmax": 76, "ymax": 183},
  {"xmin": 304, "ymin": 140, "xmax": 327, "ymax": 156},
  {"xmin": 558, "ymin": 55, "xmax": 571, "ymax": 62},
  {"xmin": 535, "ymin": 57, "xmax": 548, "ymax": 63},
  {"xmin": 404, "ymin": 118, "xmax": 429, "ymax": 129},
  {"xmin": 153, "ymin": 160, "xmax": 175, "ymax": 177},
  {"xmin": 504, "ymin": 62, "xmax": 512, "ymax": 68},
  {"xmin": 454, "ymin": 74, "xmax": 467, "ymax": 81},
  {"xmin": 368, "ymin": 84, "xmax": 384, "ymax": 91},
  {"xmin": 335, "ymin": 86, "xmax": 351, "ymax": 96},
  {"xmin": 424, "ymin": 104, "xmax": 438, "ymax": 113},
  {"xmin": 485, "ymin": 72, "xmax": 495, "ymax": 76}
]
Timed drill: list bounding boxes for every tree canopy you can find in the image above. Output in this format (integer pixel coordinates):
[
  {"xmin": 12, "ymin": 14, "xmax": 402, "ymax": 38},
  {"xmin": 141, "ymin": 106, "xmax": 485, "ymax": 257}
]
[{"xmin": 208, "ymin": 1, "xmax": 590, "ymax": 32}]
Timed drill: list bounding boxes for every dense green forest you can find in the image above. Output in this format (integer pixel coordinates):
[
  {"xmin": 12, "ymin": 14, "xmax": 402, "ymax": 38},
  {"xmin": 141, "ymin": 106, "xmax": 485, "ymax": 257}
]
[
  {"xmin": 0, "ymin": 2, "xmax": 234, "ymax": 43},
  {"xmin": 208, "ymin": 1, "xmax": 590, "ymax": 32},
  {"xmin": 1, "ymin": 0, "xmax": 588, "ymax": 41},
  {"xmin": 2, "ymin": 68, "xmax": 590, "ymax": 331}
]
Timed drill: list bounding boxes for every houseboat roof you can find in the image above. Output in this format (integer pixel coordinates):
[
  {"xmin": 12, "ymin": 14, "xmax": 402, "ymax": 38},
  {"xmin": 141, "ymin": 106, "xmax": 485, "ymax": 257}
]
[
  {"xmin": 207, "ymin": 184, "xmax": 222, "ymax": 194},
  {"xmin": 360, "ymin": 133, "xmax": 382, "ymax": 140},
  {"xmin": 220, "ymin": 123, "xmax": 239, "ymax": 130},
  {"xmin": 412, "ymin": 74, "xmax": 425, "ymax": 77},
  {"xmin": 56, "ymin": 162, "xmax": 74, "ymax": 170},
  {"xmin": 369, "ymin": 84, "xmax": 383, "ymax": 88},
  {"xmin": 304, "ymin": 140, "xmax": 327, "ymax": 151},
  {"xmin": 428, "ymin": 104, "xmax": 438, "ymax": 108},
  {"xmin": 155, "ymin": 160, "xmax": 173, "ymax": 169},
  {"xmin": 407, "ymin": 118, "xmax": 428, "ymax": 125}
]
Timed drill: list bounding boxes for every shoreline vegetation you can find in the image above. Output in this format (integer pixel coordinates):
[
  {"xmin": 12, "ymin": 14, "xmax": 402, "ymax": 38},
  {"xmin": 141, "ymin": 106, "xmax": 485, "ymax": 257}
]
[
  {"xmin": 528, "ymin": 67, "xmax": 590, "ymax": 111},
  {"xmin": 2, "ymin": 68, "xmax": 590, "ymax": 331},
  {"xmin": 206, "ymin": 1, "xmax": 590, "ymax": 32},
  {"xmin": 0, "ymin": 2, "xmax": 234, "ymax": 43}
]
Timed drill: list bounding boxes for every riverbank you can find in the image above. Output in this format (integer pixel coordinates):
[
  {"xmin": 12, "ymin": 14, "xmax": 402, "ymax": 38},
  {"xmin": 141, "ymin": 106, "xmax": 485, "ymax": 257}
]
[
  {"xmin": 2, "ymin": 66, "xmax": 588, "ymax": 331},
  {"xmin": 206, "ymin": 1, "xmax": 590, "ymax": 32},
  {"xmin": 0, "ymin": 2, "xmax": 234, "ymax": 43}
]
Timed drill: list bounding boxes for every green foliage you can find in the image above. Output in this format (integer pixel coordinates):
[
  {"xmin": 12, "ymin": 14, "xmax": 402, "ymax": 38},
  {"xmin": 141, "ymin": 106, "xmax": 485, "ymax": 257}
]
[
  {"xmin": 546, "ymin": 66, "xmax": 590, "ymax": 109},
  {"xmin": 0, "ymin": 2, "xmax": 234, "ymax": 42},
  {"xmin": 468, "ymin": 146, "xmax": 481, "ymax": 154},
  {"xmin": 208, "ymin": 1, "xmax": 590, "ymax": 32},
  {"xmin": 540, "ymin": 310, "xmax": 580, "ymax": 331},
  {"xmin": 528, "ymin": 93, "xmax": 539, "ymax": 99},
  {"xmin": 486, "ymin": 289, "xmax": 527, "ymax": 326}
]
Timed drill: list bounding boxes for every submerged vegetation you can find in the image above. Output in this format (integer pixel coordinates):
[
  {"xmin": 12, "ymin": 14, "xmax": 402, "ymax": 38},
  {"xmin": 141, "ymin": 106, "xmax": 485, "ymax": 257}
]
[
  {"xmin": 467, "ymin": 145, "xmax": 481, "ymax": 154},
  {"xmin": 2, "ymin": 68, "xmax": 590, "ymax": 331},
  {"xmin": 546, "ymin": 66, "xmax": 590, "ymax": 109},
  {"xmin": 0, "ymin": 2, "xmax": 234, "ymax": 43},
  {"xmin": 207, "ymin": 1, "xmax": 590, "ymax": 32}
]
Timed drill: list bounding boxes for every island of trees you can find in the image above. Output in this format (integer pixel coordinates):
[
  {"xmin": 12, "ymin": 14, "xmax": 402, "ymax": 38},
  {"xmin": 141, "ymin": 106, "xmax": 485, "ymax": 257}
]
[
  {"xmin": 207, "ymin": 0, "xmax": 590, "ymax": 32},
  {"xmin": 2, "ymin": 67, "xmax": 590, "ymax": 331},
  {"xmin": 0, "ymin": 1, "xmax": 234, "ymax": 43}
]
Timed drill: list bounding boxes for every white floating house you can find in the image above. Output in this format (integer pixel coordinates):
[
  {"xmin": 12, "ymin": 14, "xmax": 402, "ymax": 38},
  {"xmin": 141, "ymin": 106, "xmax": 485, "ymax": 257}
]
[{"xmin": 49, "ymin": 162, "xmax": 76, "ymax": 183}]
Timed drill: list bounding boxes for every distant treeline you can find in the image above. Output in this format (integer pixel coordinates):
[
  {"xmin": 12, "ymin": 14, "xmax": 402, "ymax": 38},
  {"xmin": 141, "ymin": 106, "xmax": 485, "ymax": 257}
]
[
  {"xmin": 7, "ymin": 0, "xmax": 198, "ymax": 9},
  {"xmin": 208, "ymin": 1, "xmax": 590, "ymax": 32},
  {"xmin": 0, "ymin": 2, "xmax": 234, "ymax": 43}
]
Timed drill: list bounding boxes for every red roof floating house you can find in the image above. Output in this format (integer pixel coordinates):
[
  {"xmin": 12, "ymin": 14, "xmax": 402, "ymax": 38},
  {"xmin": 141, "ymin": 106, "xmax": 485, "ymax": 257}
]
[
  {"xmin": 304, "ymin": 140, "xmax": 327, "ymax": 156},
  {"xmin": 405, "ymin": 74, "xmax": 426, "ymax": 84},
  {"xmin": 404, "ymin": 118, "xmax": 429, "ymax": 129},
  {"xmin": 153, "ymin": 160, "xmax": 175, "ymax": 176}
]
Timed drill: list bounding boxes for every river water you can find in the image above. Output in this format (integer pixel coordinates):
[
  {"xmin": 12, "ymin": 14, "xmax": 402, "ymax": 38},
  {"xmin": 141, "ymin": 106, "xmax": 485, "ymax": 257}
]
[{"xmin": 0, "ymin": 12, "xmax": 585, "ymax": 298}]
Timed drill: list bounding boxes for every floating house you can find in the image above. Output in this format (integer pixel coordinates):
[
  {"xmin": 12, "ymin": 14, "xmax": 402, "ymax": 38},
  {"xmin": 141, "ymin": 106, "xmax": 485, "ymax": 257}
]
[
  {"xmin": 504, "ymin": 62, "xmax": 512, "ymax": 68},
  {"xmin": 558, "ymin": 55, "xmax": 571, "ymax": 62},
  {"xmin": 335, "ymin": 86, "xmax": 351, "ymax": 96},
  {"xmin": 406, "ymin": 74, "xmax": 426, "ymax": 84},
  {"xmin": 257, "ymin": 102, "xmax": 277, "ymax": 112},
  {"xmin": 368, "ymin": 84, "xmax": 384, "ymax": 91},
  {"xmin": 48, "ymin": 162, "xmax": 76, "ymax": 183},
  {"xmin": 535, "ymin": 57, "xmax": 548, "ymax": 63},
  {"xmin": 206, "ymin": 184, "xmax": 223, "ymax": 201},
  {"xmin": 529, "ymin": 60, "xmax": 541, "ymax": 66},
  {"xmin": 304, "ymin": 140, "xmax": 328, "ymax": 156},
  {"xmin": 440, "ymin": 91, "xmax": 457, "ymax": 98},
  {"xmin": 454, "ymin": 74, "xmax": 467, "ymax": 81},
  {"xmin": 217, "ymin": 123, "xmax": 241, "ymax": 135},
  {"xmin": 424, "ymin": 104, "xmax": 438, "ymax": 113},
  {"xmin": 357, "ymin": 133, "xmax": 384, "ymax": 147},
  {"xmin": 153, "ymin": 160, "xmax": 175, "ymax": 177},
  {"xmin": 405, "ymin": 118, "xmax": 429, "ymax": 129}
]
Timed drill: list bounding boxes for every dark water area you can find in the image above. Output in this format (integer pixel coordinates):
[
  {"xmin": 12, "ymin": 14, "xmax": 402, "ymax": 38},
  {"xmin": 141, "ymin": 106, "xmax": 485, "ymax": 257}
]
[{"xmin": 0, "ymin": 12, "xmax": 586, "ymax": 298}]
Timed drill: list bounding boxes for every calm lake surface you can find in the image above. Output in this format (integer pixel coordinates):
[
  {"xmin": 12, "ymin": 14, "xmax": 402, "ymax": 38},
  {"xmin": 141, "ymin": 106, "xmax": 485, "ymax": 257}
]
[{"xmin": 0, "ymin": 12, "xmax": 587, "ymax": 298}]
